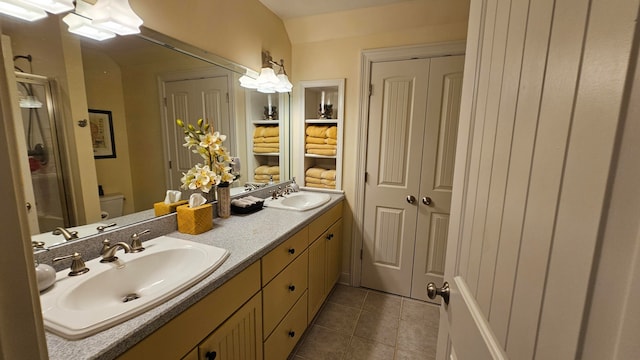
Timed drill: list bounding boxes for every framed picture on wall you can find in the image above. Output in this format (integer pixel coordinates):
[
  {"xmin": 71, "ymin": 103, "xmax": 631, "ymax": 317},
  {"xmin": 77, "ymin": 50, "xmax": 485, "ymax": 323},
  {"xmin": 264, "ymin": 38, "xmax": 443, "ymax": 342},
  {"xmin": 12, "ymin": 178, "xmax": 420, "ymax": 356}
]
[{"xmin": 89, "ymin": 109, "xmax": 116, "ymax": 159}]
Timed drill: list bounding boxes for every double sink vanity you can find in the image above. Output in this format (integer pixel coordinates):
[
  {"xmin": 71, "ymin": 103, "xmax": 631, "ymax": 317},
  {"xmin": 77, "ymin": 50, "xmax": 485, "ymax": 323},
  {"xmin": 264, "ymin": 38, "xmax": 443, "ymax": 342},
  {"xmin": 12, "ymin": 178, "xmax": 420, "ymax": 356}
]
[{"xmin": 37, "ymin": 188, "xmax": 343, "ymax": 360}]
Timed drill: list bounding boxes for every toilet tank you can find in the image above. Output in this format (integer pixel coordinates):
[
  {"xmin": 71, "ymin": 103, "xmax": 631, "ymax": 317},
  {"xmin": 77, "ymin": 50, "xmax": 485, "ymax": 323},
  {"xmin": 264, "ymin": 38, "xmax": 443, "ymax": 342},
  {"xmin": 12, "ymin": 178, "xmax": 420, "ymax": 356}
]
[{"xmin": 99, "ymin": 193, "xmax": 124, "ymax": 219}]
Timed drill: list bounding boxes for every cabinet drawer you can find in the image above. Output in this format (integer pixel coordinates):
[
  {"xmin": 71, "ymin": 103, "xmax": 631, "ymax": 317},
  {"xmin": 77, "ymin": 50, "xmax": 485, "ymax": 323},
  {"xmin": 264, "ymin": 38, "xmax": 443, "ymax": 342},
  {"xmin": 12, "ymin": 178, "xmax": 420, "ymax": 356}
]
[
  {"xmin": 309, "ymin": 201, "xmax": 342, "ymax": 241},
  {"xmin": 264, "ymin": 291, "xmax": 308, "ymax": 360},
  {"xmin": 262, "ymin": 226, "xmax": 308, "ymax": 285},
  {"xmin": 263, "ymin": 250, "xmax": 308, "ymax": 338}
]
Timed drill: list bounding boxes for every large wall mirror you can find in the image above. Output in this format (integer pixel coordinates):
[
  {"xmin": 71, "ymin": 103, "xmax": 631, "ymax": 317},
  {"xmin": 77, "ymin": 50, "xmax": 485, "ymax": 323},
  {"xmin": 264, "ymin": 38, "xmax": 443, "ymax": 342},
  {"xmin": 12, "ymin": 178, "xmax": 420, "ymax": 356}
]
[{"xmin": 2, "ymin": 15, "xmax": 290, "ymax": 249}]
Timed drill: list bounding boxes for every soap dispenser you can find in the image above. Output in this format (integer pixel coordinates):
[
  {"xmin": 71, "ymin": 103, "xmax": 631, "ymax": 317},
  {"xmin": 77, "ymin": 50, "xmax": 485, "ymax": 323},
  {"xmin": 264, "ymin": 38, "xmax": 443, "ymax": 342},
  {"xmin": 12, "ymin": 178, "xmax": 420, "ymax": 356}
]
[
  {"xmin": 33, "ymin": 242, "xmax": 55, "ymax": 292},
  {"xmin": 290, "ymin": 177, "xmax": 300, "ymax": 192}
]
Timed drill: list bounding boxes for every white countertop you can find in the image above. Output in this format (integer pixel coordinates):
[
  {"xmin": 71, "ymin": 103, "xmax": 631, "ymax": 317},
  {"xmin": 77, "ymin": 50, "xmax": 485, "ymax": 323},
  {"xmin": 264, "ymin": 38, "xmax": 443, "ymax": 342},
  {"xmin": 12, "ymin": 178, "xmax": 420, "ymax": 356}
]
[{"xmin": 44, "ymin": 193, "xmax": 344, "ymax": 360}]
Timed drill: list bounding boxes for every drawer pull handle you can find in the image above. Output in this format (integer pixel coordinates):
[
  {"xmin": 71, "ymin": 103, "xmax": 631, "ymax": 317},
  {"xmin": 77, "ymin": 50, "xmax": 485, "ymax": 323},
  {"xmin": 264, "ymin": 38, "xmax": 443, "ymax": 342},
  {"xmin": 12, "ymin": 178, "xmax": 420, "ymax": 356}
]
[
  {"xmin": 205, "ymin": 351, "xmax": 217, "ymax": 360},
  {"xmin": 326, "ymin": 233, "xmax": 334, "ymax": 240},
  {"xmin": 288, "ymin": 330, "xmax": 296, "ymax": 338},
  {"xmin": 288, "ymin": 284, "xmax": 296, "ymax": 292},
  {"xmin": 288, "ymin": 248, "xmax": 295, "ymax": 255}
]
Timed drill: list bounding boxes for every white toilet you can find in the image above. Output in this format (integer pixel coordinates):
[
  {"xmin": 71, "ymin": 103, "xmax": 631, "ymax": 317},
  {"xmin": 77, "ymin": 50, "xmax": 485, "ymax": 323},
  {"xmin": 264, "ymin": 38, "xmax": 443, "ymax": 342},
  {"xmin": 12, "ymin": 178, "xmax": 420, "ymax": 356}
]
[{"xmin": 99, "ymin": 193, "xmax": 124, "ymax": 220}]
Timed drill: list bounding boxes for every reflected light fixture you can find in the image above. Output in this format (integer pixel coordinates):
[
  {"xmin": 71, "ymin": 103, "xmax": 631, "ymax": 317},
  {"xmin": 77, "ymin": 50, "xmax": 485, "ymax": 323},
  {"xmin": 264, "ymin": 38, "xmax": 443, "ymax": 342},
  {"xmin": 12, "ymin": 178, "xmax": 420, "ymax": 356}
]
[
  {"xmin": 63, "ymin": 12, "xmax": 116, "ymax": 41},
  {"xmin": 0, "ymin": 0, "xmax": 47, "ymax": 21},
  {"xmin": 86, "ymin": 0, "xmax": 143, "ymax": 36},
  {"xmin": 0, "ymin": 0, "xmax": 142, "ymax": 41},
  {"xmin": 21, "ymin": 0, "xmax": 74, "ymax": 14},
  {"xmin": 240, "ymin": 51, "xmax": 293, "ymax": 93}
]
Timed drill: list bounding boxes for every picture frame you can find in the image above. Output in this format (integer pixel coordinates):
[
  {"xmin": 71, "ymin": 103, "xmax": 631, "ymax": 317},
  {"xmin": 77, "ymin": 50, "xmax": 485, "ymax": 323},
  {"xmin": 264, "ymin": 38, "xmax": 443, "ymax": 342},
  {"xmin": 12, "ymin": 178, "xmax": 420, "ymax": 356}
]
[{"xmin": 89, "ymin": 109, "xmax": 116, "ymax": 159}]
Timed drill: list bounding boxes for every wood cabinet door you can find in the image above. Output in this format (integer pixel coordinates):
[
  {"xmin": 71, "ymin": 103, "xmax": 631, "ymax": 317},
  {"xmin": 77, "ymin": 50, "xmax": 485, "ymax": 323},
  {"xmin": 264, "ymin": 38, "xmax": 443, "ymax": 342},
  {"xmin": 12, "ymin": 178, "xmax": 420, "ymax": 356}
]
[
  {"xmin": 307, "ymin": 236, "xmax": 326, "ymax": 323},
  {"xmin": 325, "ymin": 219, "xmax": 343, "ymax": 292},
  {"xmin": 198, "ymin": 293, "xmax": 263, "ymax": 360}
]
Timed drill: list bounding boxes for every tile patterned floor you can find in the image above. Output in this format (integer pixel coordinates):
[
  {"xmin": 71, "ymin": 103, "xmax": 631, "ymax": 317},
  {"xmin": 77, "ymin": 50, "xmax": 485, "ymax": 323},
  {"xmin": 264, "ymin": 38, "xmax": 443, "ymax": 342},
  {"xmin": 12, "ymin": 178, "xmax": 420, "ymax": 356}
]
[{"xmin": 289, "ymin": 284, "xmax": 440, "ymax": 360}]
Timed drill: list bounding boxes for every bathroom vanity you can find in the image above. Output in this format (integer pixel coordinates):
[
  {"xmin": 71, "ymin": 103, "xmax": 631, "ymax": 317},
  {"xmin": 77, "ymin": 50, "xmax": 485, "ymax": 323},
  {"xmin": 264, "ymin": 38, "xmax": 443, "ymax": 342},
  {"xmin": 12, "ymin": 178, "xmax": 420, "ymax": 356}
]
[{"xmin": 44, "ymin": 193, "xmax": 344, "ymax": 360}]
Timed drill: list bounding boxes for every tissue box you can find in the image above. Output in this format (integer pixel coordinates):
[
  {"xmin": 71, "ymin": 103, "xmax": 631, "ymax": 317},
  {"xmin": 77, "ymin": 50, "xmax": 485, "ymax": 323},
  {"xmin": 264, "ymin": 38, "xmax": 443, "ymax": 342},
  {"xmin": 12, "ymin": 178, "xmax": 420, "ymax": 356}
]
[
  {"xmin": 154, "ymin": 200, "xmax": 188, "ymax": 216},
  {"xmin": 177, "ymin": 204, "xmax": 213, "ymax": 235}
]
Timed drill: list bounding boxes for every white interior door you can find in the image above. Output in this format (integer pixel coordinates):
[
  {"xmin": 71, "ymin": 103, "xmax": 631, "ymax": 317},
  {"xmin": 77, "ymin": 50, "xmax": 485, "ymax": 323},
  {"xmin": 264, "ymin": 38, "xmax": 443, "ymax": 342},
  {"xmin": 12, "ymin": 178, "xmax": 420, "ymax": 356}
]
[
  {"xmin": 435, "ymin": 0, "xmax": 638, "ymax": 358},
  {"xmin": 361, "ymin": 58, "xmax": 430, "ymax": 297},
  {"xmin": 164, "ymin": 76, "xmax": 230, "ymax": 191},
  {"xmin": 411, "ymin": 55, "xmax": 464, "ymax": 301}
]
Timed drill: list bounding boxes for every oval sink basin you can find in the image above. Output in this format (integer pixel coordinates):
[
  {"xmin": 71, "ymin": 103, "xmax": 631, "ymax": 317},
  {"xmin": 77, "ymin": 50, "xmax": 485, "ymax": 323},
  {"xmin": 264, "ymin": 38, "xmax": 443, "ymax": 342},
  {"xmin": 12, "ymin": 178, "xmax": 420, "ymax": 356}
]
[
  {"xmin": 40, "ymin": 236, "xmax": 229, "ymax": 339},
  {"xmin": 265, "ymin": 191, "xmax": 331, "ymax": 211}
]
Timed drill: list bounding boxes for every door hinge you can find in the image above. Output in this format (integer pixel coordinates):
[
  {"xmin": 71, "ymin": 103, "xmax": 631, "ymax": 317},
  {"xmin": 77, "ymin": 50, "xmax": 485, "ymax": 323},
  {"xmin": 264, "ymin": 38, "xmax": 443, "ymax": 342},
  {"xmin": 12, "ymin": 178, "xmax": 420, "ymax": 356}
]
[
  {"xmin": 369, "ymin": 84, "xmax": 373, "ymax": 97},
  {"xmin": 364, "ymin": 172, "xmax": 368, "ymax": 183},
  {"xmin": 226, "ymin": 92, "xmax": 229, "ymax": 103},
  {"xmin": 163, "ymin": 97, "xmax": 167, "ymax": 106},
  {"xmin": 168, "ymin": 160, "xmax": 172, "ymax": 169},
  {"xmin": 360, "ymin": 248, "xmax": 363, "ymax": 259}
]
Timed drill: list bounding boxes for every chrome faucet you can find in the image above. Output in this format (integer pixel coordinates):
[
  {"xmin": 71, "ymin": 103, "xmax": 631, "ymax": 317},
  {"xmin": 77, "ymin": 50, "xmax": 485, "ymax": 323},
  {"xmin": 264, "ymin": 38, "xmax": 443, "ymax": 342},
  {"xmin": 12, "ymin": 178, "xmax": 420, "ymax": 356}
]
[
  {"xmin": 100, "ymin": 239, "xmax": 131, "ymax": 263},
  {"xmin": 130, "ymin": 229, "xmax": 150, "ymax": 253},
  {"xmin": 271, "ymin": 186, "xmax": 284, "ymax": 199},
  {"xmin": 53, "ymin": 252, "xmax": 89, "ymax": 276},
  {"xmin": 96, "ymin": 223, "xmax": 117, "ymax": 232},
  {"xmin": 52, "ymin": 227, "xmax": 78, "ymax": 240}
]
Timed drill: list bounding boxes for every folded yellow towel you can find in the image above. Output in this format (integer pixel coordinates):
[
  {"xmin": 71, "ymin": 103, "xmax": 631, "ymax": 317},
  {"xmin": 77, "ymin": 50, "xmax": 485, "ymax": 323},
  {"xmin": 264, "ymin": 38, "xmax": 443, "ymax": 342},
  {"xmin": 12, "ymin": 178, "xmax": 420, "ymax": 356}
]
[
  {"xmin": 255, "ymin": 174, "xmax": 280, "ymax": 181},
  {"xmin": 253, "ymin": 136, "xmax": 279, "ymax": 144},
  {"xmin": 253, "ymin": 126, "xmax": 279, "ymax": 138},
  {"xmin": 307, "ymin": 149, "xmax": 336, "ymax": 156},
  {"xmin": 306, "ymin": 143, "xmax": 337, "ymax": 150},
  {"xmin": 305, "ymin": 182, "xmax": 336, "ymax": 190},
  {"xmin": 254, "ymin": 142, "xmax": 279, "ymax": 148},
  {"xmin": 305, "ymin": 177, "xmax": 335, "ymax": 186},
  {"xmin": 306, "ymin": 136, "xmax": 327, "ymax": 144},
  {"xmin": 253, "ymin": 178, "xmax": 269, "ymax": 183},
  {"xmin": 306, "ymin": 125, "xmax": 328, "ymax": 138},
  {"xmin": 327, "ymin": 138, "xmax": 338, "ymax": 145},
  {"xmin": 255, "ymin": 165, "xmax": 279, "ymax": 175},
  {"xmin": 322, "ymin": 169, "xmax": 336, "ymax": 180},
  {"xmin": 254, "ymin": 147, "xmax": 279, "ymax": 153},
  {"xmin": 263, "ymin": 126, "xmax": 279, "ymax": 137},
  {"xmin": 306, "ymin": 167, "xmax": 326, "ymax": 178},
  {"xmin": 326, "ymin": 126, "xmax": 338, "ymax": 139}
]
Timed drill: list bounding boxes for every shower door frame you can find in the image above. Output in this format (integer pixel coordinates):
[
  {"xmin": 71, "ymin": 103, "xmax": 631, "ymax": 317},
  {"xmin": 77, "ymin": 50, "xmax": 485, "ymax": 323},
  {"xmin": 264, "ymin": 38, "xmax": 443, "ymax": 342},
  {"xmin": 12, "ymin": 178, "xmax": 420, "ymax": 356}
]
[{"xmin": 15, "ymin": 72, "xmax": 74, "ymax": 233}]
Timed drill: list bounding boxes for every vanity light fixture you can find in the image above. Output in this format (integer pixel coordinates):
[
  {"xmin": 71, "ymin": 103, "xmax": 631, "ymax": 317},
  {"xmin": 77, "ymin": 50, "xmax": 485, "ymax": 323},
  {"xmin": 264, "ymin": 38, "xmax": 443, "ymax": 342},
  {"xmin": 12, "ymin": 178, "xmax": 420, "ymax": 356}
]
[
  {"xmin": 0, "ymin": 0, "xmax": 47, "ymax": 21},
  {"xmin": 20, "ymin": 0, "xmax": 74, "ymax": 14},
  {"xmin": 62, "ymin": 11, "xmax": 116, "ymax": 41},
  {"xmin": 240, "ymin": 51, "xmax": 293, "ymax": 93}
]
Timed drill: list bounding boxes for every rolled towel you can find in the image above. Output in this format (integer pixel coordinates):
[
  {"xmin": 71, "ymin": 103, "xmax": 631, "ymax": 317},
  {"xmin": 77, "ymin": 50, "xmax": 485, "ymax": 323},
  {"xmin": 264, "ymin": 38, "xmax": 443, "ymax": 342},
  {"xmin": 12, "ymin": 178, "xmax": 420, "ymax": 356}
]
[
  {"xmin": 306, "ymin": 136, "xmax": 327, "ymax": 144},
  {"xmin": 306, "ymin": 167, "xmax": 326, "ymax": 178},
  {"xmin": 307, "ymin": 148, "xmax": 336, "ymax": 156},
  {"xmin": 306, "ymin": 125, "xmax": 328, "ymax": 138},
  {"xmin": 306, "ymin": 143, "xmax": 337, "ymax": 150},
  {"xmin": 326, "ymin": 126, "xmax": 338, "ymax": 139}
]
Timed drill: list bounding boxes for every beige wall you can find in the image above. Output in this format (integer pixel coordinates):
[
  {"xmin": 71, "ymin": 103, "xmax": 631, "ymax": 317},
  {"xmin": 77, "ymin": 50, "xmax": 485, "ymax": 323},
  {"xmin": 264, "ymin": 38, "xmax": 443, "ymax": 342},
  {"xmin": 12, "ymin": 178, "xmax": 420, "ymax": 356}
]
[
  {"xmin": 130, "ymin": 0, "xmax": 291, "ymax": 74},
  {"xmin": 286, "ymin": 0, "xmax": 470, "ymax": 280},
  {"xmin": 83, "ymin": 48, "xmax": 136, "ymax": 215}
]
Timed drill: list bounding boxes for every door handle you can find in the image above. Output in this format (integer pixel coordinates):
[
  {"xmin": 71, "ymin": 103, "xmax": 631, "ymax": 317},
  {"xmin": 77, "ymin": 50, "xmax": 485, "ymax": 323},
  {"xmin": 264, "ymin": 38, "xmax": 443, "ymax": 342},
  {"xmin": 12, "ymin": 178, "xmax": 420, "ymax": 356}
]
[
  {"xmin": 427, "ymin": 282, "xmax": 450, "ymax": 304},
  {"xmin": 422, "ymin": 196, "xmax": 432, "ymax": 206},
  {"xmin": 406, "ymin": 195, "xmax": 416, "ymax": 204}
]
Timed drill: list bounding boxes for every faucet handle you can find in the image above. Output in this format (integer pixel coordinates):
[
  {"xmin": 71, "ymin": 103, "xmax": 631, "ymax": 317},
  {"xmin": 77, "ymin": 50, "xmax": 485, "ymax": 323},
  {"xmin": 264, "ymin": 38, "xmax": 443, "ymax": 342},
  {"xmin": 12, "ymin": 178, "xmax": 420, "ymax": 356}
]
[
  {"xmin": 53, "ymin": 252, "xmax": 89, "ymax": 276},
  {"xmin": 130, "ymin": 229, "xmax": 150, "ymax": 253}
]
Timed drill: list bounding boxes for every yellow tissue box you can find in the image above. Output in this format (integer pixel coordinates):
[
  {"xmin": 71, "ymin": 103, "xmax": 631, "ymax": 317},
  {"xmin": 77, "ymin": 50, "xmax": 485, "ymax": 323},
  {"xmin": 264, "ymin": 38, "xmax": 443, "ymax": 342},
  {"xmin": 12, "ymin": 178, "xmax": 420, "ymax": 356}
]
[
  {"xmin": 154, "ymin": 200, "xmax": 188, "ymax": 216},
  {"xmin": 177, "ymin": 204, "xmax": 213, "ymax": 235}
]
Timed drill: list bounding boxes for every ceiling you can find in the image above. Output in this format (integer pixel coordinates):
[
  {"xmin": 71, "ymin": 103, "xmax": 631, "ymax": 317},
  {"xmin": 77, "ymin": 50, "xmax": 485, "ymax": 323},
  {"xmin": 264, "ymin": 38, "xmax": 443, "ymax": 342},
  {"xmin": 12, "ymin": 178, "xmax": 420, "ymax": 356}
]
[{"xmin": 258, "ymin": 0, "xmax": 415, "ymax": 19}]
